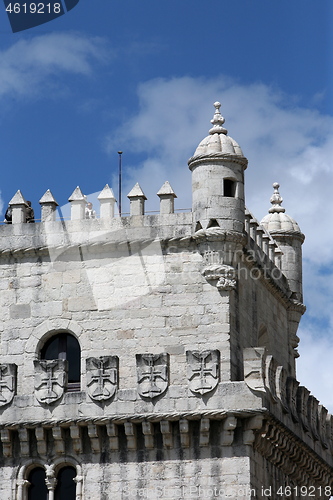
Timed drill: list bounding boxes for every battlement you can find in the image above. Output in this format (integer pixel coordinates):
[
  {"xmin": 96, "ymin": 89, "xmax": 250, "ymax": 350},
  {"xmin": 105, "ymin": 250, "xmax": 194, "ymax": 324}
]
[{"xmin": 1, "ymin": 186, "xmax": 284, "ymax": 278}]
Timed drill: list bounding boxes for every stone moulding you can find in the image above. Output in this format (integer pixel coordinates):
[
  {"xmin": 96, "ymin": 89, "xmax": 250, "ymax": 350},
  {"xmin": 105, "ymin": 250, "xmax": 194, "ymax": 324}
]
[
  {"xmin": 0, "ymin": 410, "xmax": 331, "ymax": 485},
  {"xmin": 187, "ymin": 152, "xmax": 248, "ymax": 170},
  {"xmin": 34, "ymin": 359, "xmax": 68, "ymax": 405},
  {"xmin": 86, "ymin": 356, "xmax": 118, "ymax": 401}
]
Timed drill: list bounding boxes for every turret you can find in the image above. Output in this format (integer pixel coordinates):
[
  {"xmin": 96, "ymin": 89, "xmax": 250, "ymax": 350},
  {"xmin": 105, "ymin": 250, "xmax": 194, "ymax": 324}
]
[
  {"xmin": 188, "ymin": 102, "xmax": 248, "ymax": 233},
  {"xmin": 260, "ymin": 183, "xmax": 305, "ymax": 302}
]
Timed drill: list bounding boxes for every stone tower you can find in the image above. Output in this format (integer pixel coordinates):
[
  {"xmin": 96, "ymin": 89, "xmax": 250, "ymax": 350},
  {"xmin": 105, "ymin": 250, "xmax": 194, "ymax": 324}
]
[{"xmin": 0, "ymin": 103, "xmax": 332, "ymax": 500}]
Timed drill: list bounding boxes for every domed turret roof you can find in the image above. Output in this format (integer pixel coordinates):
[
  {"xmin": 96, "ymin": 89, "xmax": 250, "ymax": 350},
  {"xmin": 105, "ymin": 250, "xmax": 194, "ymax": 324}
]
[
  {"xmin": 260, "ymin": 183, "xmax": 303, "ymax": 235},
  {"xmin": 192, "ymin": 102, "xmax": 244, "ymax": 157}
]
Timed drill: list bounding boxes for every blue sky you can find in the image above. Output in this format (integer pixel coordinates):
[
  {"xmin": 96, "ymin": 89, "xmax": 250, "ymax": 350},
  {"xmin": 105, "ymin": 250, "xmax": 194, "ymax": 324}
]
[{"xmin": 0, "ymin": 0, "xmax": 333, "ymax": 409}]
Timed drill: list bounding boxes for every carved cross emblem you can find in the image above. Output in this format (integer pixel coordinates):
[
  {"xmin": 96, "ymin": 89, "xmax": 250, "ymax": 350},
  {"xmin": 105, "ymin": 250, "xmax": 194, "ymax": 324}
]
[
  {"xmin": 0, "ymin": 364, "xmax": 17, "ymax": 407},
  {"xmin": 187, "ymin": 350, "xmax": 220, "ymax": 395},
  {"xmin": 136, "ymin": 353, "xmax": 168, "ymax": 399},
  {"xmin": 86, "ymin": 356, "xmax": 118, "ymax": 401},
  {"xmin": 34, "ymin": 359, "xmax": 67, "ymax": 404}
]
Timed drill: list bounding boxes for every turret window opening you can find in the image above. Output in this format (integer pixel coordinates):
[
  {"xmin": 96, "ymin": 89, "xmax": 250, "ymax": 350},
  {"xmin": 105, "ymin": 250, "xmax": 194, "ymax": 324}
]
[
  {"xmin": 41, "ymin": 332, "xmax": 81, "ymax": 392},
  {"xmin": 223, "ymin": 179, "xmax": 236, "ymax": 197}
]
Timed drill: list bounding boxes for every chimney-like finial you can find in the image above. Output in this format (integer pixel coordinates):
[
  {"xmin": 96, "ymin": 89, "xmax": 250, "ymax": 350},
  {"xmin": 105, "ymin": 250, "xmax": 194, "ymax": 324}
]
[
  {"xmin": 268, "ymin": 182, "xmax": 285, "ymax": 213},
  {"xmin": 209, "ymin": 101, "xmax": 228, "ymax": 135}
]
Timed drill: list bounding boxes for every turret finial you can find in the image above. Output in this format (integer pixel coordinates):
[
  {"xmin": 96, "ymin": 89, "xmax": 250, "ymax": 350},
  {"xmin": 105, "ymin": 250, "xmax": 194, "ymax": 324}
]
[
  {"xmin": 268, "ymin": 182, "xmax": 285, "ymax": 213},
  {"xmin": 209, "ymin": 101, "xmax": 228, "ymax": 135}
]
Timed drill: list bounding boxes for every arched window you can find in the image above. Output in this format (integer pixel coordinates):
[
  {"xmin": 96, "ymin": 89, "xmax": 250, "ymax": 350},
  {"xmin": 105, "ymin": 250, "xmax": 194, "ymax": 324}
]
[
  {"xmin": 55, "ymin": 466, "xmax": 77, "ymax": 500},
  {"xmin": 41, "ymin": 332, "xmax": 81, "ymax": 391},
  {"xmin": 27, "ymin": 467, "xmax": 47, "ymax": 500}
]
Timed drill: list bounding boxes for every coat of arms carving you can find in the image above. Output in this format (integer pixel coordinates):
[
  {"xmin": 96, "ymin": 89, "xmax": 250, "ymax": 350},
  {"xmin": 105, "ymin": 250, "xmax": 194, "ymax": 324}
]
[
  {"xmin": 0, "ymin": 364, "xmax": 17, "ymax": 407},
  {"xmin": 186, "ymin": 350, "xmax": 220, "ymax": 395},
  {"xmin": 136, "ymin": 353, "xmax": 169, "ymax": 399},
  {"xmin": 86, "ymin": 356, "xmax": 118, "ymax": 401},
  {"xmin": 34, "ymin": 359, "xmax": 67, "ymax": 405}
]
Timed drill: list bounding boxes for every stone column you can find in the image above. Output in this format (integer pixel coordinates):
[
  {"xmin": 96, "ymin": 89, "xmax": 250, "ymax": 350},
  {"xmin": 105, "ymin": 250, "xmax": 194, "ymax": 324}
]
[
  {"xmin": 127, "ymin": 183, "xmax": 147, "ymax": 216},
  {"xmin": 98, "ymin": 184, "xmax": 116, "ymax": 218},
  {"xmin": 68, "ymin": 186, "xmax": 86, "ymax": 220},
  {"xmin": 39, "ymin": 189, "xmax": 58, "ymax": 222},
  {"xmin": 157, "ymin": 181, "xmax": 177, "ymax": 214},
  {"xmin": 45, "ymin": 465, "xmax": 57, "ymax": 500},
  {"xmin": 9, "ymin": 190, "xmax": 27, "ymax": 224},
  {"xmin": 16, "ymin": 479, "xmax": 30, "ymax": 500}
]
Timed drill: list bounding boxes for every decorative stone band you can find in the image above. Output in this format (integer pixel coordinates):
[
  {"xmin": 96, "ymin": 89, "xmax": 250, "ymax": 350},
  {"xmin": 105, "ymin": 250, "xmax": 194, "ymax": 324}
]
[
  {"xmin": 0, "ymin": 410, "xmax": 332, "ymax": 485},
  {"xmin": 244, "ymin": 347, "xmax": 331, "ymax": 451},
  {"xmin": 254, "ymin": 417, "xmax": 333, "ymax": 489},
  {"xmin": 193, "ymin": 228, "xmax": 247, "ymax": 245},
  {"xmin": 188, "ymin": 152, "xmax": 248, "ymax": 171},
  {"xmin": 268, "ymin": 229, "xmax": 305, "ymax": 244}
]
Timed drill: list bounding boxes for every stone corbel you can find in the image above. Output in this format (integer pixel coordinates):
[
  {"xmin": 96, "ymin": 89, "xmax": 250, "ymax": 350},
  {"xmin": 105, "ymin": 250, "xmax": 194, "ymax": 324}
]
[
  {"xmin": 124, "ymin": 422, "xmax": 136, "ymax": 450},
  {"xmin": 202, "ymin": 264, "xmax": 237, "ymax": 291},
  {"xmin": 0, "ymin": 428, "xmax": 12, "ymax": 457},
  {"xmin": 243, "ymin": 415, "xmax": 264, "ymax": 445},
  {"xmin": 88, "ymin": 424, "xmax": 100, "ymax": 454},
  {"xmin": 221, "ymin": 416, "xmax": 237, "ymax": 446},
  {"xmin": 142, "ymin": 421, "xmax": 154, "ymax": 449},
  {"xmin": 106, "ymin": 423, "xmax": 119, "ymax": 451},
  {"xmin": 70, "ymin": 425, "xmax": 82, "ymax": 454},
  {"xmin": 18, "ymin": 428, "xmax": 29, "ymax": 457},
  {"xmin": 35, "ymin": 427, "xmax": 47, "ymax": 456},
  {"xmin": 199, "ymin": 418, "xmax": 210, "ymax": 447},
  {"xmin": 179, "ymin": 419, "xmax": 190, "ymax": 448},
  {"xmin": 160, "ymin": 420, "xmax": 173, "ymax": 448},
  {"xmin": 52, "ymin": 426, "xmax": 65, "ymax": 455}
]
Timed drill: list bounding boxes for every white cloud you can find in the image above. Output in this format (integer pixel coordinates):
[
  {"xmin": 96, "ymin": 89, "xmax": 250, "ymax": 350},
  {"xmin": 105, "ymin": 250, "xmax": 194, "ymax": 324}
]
[
  {"xmin": 297, "ymin": 326, "xmax": 333, "ymax": 413},
  {"xmin": 108, "ymin": 76, "xmax": 333, "ymax": 260},
  {"xmin": 0, "ymin": 32, "xmax": 109, "ymax": 100},
  {"xmin": 108, "ymin": 75, "xmax": 333, "ymax": 409}
]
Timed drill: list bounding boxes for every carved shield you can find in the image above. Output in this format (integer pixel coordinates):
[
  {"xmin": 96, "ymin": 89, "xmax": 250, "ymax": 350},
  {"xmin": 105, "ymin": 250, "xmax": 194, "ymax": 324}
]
[
  {"xmin": 34, "ymin": 359, "xmax": 67, "ymax": 404},
  {"xmin": 187, "ymin": 350, "xmax": 220, "ymax": 395},
  {"xmin": 136, "ymin": 353, "xmax": 169, "ymax": 399},
  {"xmin": 86, "ymin": 356, "xmax": 118, "ymax": 401},
  {"xmin": 0, "ymin": 364, "xmax": 17, "ymax": 407},
  {"xmin": 243, "ymin": 347, "xmax": 266, "ymax": 393}
]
